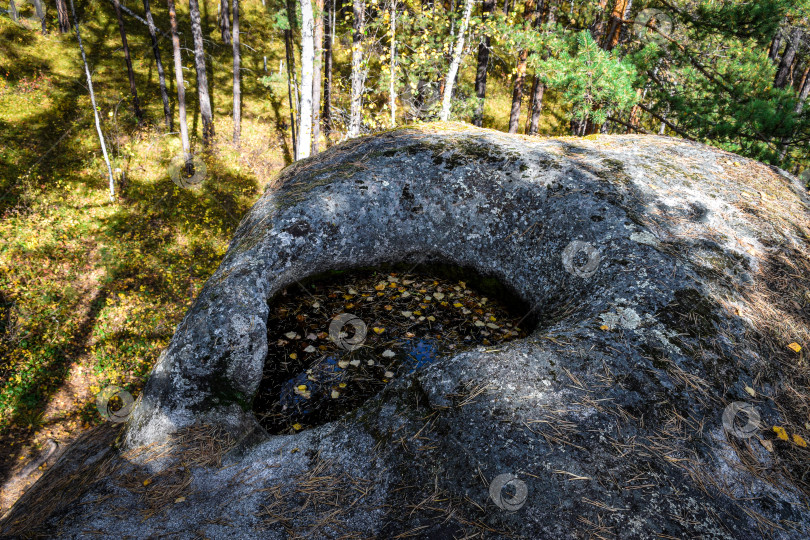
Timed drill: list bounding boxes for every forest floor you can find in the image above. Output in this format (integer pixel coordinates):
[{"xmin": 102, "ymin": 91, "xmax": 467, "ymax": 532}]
[
  {"xmin": 0, "ymin": 0, "xmax": 556, "ymax": 514},
  {"xmin": 0, "ymin": 2, "xmax": 287, "ymax": 512}
]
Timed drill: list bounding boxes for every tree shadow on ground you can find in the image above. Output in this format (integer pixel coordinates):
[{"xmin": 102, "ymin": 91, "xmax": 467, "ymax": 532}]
[{"xmin": 0, "ymin": 5, "xmax": 270, "ymax": 505}]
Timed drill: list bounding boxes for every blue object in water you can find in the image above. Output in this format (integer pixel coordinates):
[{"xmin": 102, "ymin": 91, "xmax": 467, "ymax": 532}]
[{"xmin": 399, "ymin": 338, "xmax": 440, "ymax": 372}]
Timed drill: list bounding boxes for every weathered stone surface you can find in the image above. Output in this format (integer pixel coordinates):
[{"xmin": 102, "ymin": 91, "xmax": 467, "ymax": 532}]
[{"xmin": 4, "ymin": 124, "xmax": 810, "ymax": 538}]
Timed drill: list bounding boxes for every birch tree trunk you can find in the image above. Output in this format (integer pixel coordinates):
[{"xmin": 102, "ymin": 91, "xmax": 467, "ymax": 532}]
[
  {"xmin": 311, "ymin": 0, "xmax": 324, "ymax": 154},
  {"xmin": 439, "ymin": 0, "xmax": 473, "ymax": 122},
  {"xmin": 348, "ymin": 0, "xmax": 366, "ymax": 137},
  {"xmin": 322, "ymin": 0, "xmax": 333, "ymax": 139},
  {"xmin": 284, "ymin": 3, "xmax": 298, "ymax": 160},
  {"xmin": 220, "ymin": 0, "xmax": 231, "ymax": 45},
  {"xmin": 112, "ymin": 0, "xmax": 143, "ymax": 122},
  {"xmin": 9, "ymin": 0, "xmax": 17, "ymax": 22},
  {"xmin": 472, "ymin": 0, "xmax": 494, "ymax": 127},
  {"xmin": 189, "ymin": 0, "xmax": 214, "ymax": 146},
  {"xmin": 143, "ymin": 0, "xmax": 171, "ymax": 130},
  {"xmin": 232, "ymin": 0, "xmax": 241, "ymax": 143},
  {"xmin": 69, "ymin": 0, "xmax": 114, "ymax": 200},
  {"xmin": 32, "ymin": 0, "xmax": 46, "ymax": 34},
  {"xmin": 389, "ymin": 0, "xmax": 397, "ymax": 127},
  {"xmin": 167, "ymin": 0, "xmax": 191, "ymax": 171},
  {"xmin": 298, "ymin": 0, "xmax": 314, "ymax": 158}
]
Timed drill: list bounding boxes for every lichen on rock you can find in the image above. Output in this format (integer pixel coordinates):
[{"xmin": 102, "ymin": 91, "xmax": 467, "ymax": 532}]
[{"xmin": 4, "ymin": 124, "xmax": 810, "ymax": 539}]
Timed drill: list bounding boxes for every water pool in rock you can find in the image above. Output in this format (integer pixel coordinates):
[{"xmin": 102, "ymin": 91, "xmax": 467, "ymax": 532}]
[{"xmin": 253, "ymin": 266, "xmax": 531, "ymax": 434}]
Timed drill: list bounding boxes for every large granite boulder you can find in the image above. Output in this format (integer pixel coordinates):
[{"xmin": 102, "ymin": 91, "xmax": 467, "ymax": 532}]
[{"xmin": 3, "ymin": 124, "xmax": 810, "ymax": 538}]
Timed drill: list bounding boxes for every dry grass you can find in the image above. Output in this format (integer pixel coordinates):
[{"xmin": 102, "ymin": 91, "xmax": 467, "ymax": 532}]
[{"xmin": 0, "ymin": 422, "xmax": 238, "ymax": 535}]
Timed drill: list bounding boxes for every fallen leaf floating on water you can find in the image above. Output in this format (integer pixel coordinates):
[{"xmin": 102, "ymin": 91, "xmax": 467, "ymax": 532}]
[
  {"xmin": 788, "ymin": 342, "xmax": 802, "ymax": 353},
  {"xmin": 174, "ymin": 497, "xmax": 186, "ymax": 503},
  {"xmin": 285, "ymin": 332, "xmax": 298, "ymax": 340},
  {"xmin": 773, "ymin": 426, "xmax": 789, "ymax": 441},
  {"xmin": 793, "ymin": 434, "xmax": 807, "ymax": 448},
  {"xmin": 745, "ymin": 386, "xmax": 756, "ymax": 397}
]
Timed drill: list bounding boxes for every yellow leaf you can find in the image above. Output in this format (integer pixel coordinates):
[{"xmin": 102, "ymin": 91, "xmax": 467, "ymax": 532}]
[
  {"xmin": 453, "ymin": 302, "xmax": 463, "ymax": 308},
  {"xmin": 143, "ymin": 479, "xmax": 152, "ymax": 486},
  {"xmin": 600, "ymin": 325, "xmax": 609, "ymax": 331},
  {"xmin": 297, "ymin": 385, "xmax": 307, "ymax": 391},
  {"xmin": 788, "ymin": 342, "xmax": 802, "ymax": 353},
  {"xmin": 289, "ymin": 353, "xmax": 297, "ymax": 360},
  {"xmin": 375, "ymin": 282, "xmax": 386, "ymax": 291},
  {"xmin": 792, "ymin": 434, "xmax": 807, "ymax": 448},
  {"xmin": 773, "ymin": 426, "xmax": 789, "ymax": 441},
  {"xmin": 292, "ymin": 423, "xmax": 302, "ymax": 430},
  {"xmin": 744, "ymin": 386, "xmax": 756, "ymax": 397},
  {"xmin": 373, "ymin": 327, "xmax": 385, "ymax": 334},
  {"xmin": 174, "ymin": 496, "xmax": 186, "ymax": 503}
]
